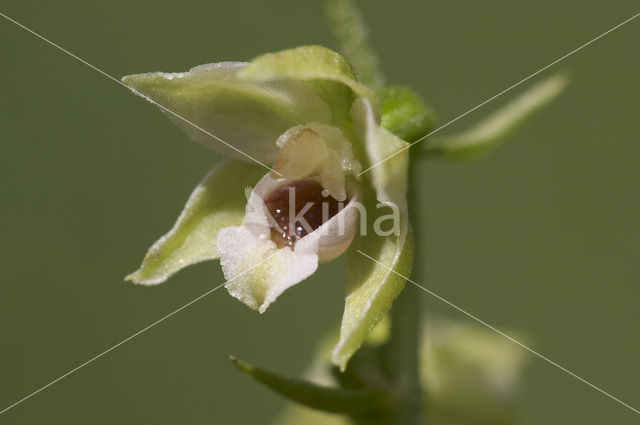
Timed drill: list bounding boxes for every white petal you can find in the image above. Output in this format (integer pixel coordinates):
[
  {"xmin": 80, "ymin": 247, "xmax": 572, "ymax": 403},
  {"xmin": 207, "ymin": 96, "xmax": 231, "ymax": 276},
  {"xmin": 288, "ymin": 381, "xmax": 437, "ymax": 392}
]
[
  {"xmin": 217, "ymin": 225, "xmax": 319, "ymax": 313},
  {"xmin": 216, "ymin": 173, "xmax": 362, "ymax": 312},
  {"xmin": 313, "ymin": 179, "xmax": 361, "ymax": 263}
]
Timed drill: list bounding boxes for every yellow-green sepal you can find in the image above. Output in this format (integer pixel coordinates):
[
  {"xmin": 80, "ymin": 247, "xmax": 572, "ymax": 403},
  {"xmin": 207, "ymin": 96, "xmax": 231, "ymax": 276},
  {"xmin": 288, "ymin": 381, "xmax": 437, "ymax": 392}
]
[
  {"xmin": 332, "ymin": 98, "xmax": 414, "ymax": 370},
  {"xmin": 122, "ymin": 62, "xmax": 331, "ymax": 163},
  {"xmin": 333, "ymin": 196, "xmax": 414, "ymax": 370},
  {"xmin": 239, "ymin": 45, "xmax": 380, "ymax": 125},
  {"xmin": 126, "ymin": 160, "xmax": 264, "ymax": 285}
]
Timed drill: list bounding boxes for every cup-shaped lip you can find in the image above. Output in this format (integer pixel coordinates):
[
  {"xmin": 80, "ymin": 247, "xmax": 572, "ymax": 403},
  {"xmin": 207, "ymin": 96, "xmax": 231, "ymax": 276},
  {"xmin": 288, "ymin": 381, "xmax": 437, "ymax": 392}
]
[{"xmin": 249, "ymin": 173, "xmax": 361, "ymax": 263}]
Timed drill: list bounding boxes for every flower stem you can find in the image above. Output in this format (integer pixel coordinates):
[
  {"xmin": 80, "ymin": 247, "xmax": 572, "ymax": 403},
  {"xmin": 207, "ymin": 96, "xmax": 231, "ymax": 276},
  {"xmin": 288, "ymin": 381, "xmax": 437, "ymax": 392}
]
[
  {"xmin": 321, "ymin": 0, "xmax": 385, "ymax": 89},
  {"xmin": 384, "ymin": 157, "xmax": 424, "ymax": 424},
  {"xmin": 386, "ymin": 283, "xmax": 422, "ymax": 424}
]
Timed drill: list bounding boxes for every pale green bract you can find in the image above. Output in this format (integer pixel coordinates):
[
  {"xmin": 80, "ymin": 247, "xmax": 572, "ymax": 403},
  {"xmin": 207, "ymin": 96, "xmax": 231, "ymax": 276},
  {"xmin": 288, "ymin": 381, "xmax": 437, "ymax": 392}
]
[
  {"xmin": 123, "ymin": 45, "xmax": 412, "ymax": 368},
  {"xmin": 426, "ymin": 72, "xmax": 569, "ymax": 158}
]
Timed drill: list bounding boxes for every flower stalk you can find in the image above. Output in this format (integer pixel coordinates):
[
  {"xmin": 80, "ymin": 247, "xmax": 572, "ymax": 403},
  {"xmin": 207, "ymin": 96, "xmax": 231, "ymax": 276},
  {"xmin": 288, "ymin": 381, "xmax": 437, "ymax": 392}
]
[
  {"xmin": 384, "ymin": 156, "xmax": 425, "ymax": 425},
  {"xmin": 322, "ymin": 0, "xmax": 385, "ymax": 90},
  {"xmin": 385, "ymin": 280, "xmax": 423, "ymax": 424}
]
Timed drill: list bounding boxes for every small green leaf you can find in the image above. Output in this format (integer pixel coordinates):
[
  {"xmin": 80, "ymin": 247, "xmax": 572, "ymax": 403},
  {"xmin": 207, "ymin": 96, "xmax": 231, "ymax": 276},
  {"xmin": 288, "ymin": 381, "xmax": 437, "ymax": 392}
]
[
  {"xmin": 270, "ymin": 323, "xmax": 392, "ymax": 425},
  {"xmin": 126, "ymin": 160, "xmax": 264, "ymax": 285},
  {"xmin": 332, "ymin": 344, "xmax": 390, "ymax": 391},
  {"xmin": 273, "ymin": 317, "xmax": 529, "ymax": 425},
  {"xmin": 122, "ymin": 61, "xmax": 331, "ymax": 163},
  {"xmin": 239, "ymin": 45, "xmax": 380, "ymax": 123},
  {"xmin": 230, "ymin": 356, "xmax": 388, "ymax": 415},
  {"xmin": 426, "ymin": 72, "xmax": 569, "ymax": 158},
  {"xmin": 378, "ymin": 86, "xmax": 434, "ymax": 142},
  {"xmin": 331, "ymin": 98, "xmax": 414, "ymax": 370}
]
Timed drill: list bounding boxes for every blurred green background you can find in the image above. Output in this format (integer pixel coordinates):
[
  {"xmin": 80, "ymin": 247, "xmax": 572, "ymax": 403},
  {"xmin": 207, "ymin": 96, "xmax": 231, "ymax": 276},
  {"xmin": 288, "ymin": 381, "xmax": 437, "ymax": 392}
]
[{"xmin": 1, "ymin": 1, "xmax": 638, "ymax": 423}]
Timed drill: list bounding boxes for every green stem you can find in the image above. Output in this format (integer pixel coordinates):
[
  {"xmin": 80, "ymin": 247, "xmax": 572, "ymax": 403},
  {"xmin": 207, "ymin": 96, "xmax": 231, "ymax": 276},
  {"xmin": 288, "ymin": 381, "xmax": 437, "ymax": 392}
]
[
  {"xmin": 322, "ymin": 2, "xmax": 425, "ymax": 421},
  {"xmin": 386, "ymin": 287, "xmax": 422, "ymax": 424},
  {"xmin": 384, "ymin": 157, "xmax": 424, "ymax": 425},
  {"xmin": 321, "ymin": 0, "xmax": 385, "ymax": 89}
]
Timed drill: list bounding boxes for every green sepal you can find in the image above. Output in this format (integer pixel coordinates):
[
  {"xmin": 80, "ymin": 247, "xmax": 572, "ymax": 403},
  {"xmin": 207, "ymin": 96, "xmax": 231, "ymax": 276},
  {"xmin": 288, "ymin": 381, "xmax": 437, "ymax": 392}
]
[
  {"xmin": 377, "ymin": 86, "xmax": 434, "ymax": 143},
  {"xmin": 330, "ymin": 98, "xmax": 414, "ymax": 370},
  {"xmin": 239, "ymin": 45, "xmax": 380, "ymax": 124},
  {"xmin": 122, "ymin": 61, "xmax": 331, "ymax": 163},
  {"xmin": 230, "ymin": 356, "xmax": 389, "ymax": 415},
  {"xmin": 126, "ymin": 160, "xmax": 265, "ymax": 285},
  {"xmin": 122, "ymin": 46, "xmax": 381, "ymax": 162},
  {"xmin": 426, "ymin": 72, "xmax": 569, "ymax": 158},
  {"xmin": 332, "ymin": 186, "xmax": 414, "ymax": 370}
]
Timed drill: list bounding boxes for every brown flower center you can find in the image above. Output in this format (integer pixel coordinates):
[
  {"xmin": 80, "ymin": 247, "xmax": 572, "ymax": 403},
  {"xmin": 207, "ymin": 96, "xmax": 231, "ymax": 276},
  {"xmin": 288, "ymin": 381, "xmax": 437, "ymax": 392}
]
[{"xmin": 264, "ymin": 180, "xmax": 345, "ymax": 249}]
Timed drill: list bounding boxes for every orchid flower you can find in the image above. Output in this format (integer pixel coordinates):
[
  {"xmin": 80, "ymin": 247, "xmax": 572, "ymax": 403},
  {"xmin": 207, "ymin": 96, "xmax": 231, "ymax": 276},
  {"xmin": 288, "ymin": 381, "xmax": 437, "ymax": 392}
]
[{"xmin": 122, "ymin": 46, "xmax": 418, "ymax": 369}]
